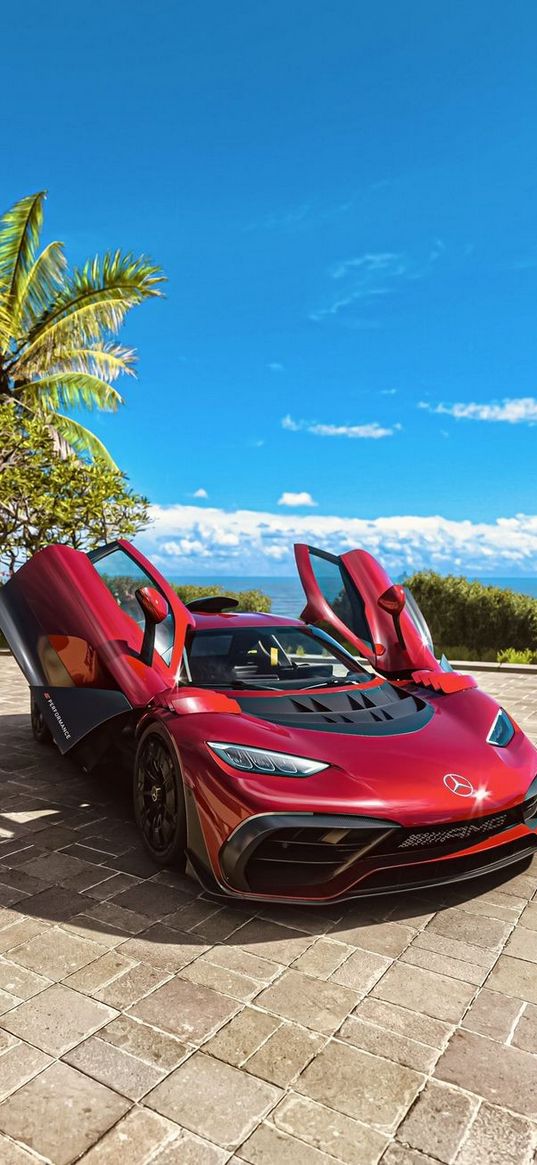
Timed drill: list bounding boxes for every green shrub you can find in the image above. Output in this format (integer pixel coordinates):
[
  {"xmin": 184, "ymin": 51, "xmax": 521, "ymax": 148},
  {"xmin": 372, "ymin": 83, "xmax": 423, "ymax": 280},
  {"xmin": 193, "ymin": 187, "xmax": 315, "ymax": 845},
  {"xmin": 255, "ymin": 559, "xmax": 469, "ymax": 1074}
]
[
  {"xmin": 406, "ymin": 572, "xmax": 537, "ymax": 659},
  {"xmin": 496, "ymin": 647, "xmax": 537, "ymax": 665},
  {"xmin": 172, "ymin": 584, "xmax": 271, "ymax": 613}
]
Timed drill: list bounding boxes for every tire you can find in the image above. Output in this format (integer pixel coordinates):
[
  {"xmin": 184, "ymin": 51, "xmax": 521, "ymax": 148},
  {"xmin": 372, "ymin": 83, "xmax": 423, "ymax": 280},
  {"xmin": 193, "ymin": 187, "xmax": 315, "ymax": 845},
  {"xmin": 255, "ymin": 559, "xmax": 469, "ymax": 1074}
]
[
  {"xmin": 30, "ymin": 694, "xmax": 53, "ymax": 745},
  {"xmin": 133, "ymin": 723, "xmax": 187, "ymax": 867}
]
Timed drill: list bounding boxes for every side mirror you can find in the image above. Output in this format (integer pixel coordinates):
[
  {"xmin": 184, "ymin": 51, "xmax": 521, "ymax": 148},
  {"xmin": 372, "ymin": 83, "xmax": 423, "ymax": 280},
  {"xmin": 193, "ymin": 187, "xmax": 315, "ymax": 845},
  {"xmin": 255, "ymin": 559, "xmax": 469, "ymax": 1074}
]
[
  {"xmin": 378, "ymin": 584, "xmax": 406, "ymax": 649},
  {"xmin": 378, "ymin": 585, "xmax": 406, "ymax": 614},
  {"xmin": 135, "ymin": 586, "xmax": 169, "ymax": 666}
]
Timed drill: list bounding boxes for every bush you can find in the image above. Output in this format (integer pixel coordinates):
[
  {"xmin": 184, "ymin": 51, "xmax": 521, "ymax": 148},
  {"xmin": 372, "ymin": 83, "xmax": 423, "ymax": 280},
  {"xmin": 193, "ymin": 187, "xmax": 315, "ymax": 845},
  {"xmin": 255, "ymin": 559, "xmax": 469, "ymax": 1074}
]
[
  {"xmin": 496, "ymin": 647, "xmax": 537, "ymax": 665},
  {"xmin": 406, "ymin": 572, "xmax": 537, "ymax": 659},
  {"xmin": 172, "ymin": 584, "xmax": 271, "ymax": 613}
]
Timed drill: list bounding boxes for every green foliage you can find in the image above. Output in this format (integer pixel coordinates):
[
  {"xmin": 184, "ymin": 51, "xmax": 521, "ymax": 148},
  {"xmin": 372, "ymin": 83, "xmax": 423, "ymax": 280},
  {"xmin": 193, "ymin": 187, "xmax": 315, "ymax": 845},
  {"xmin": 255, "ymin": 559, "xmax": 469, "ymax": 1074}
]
[
  {"xmin": 172, "ymin": 583, "xmax": 271, "ymax": 613},
  {"xmin": 496, "ymin": 647, "xmax": 537, "ymax": 665},
  {"xmin": 406, "ymin": 571, "xmax": 537, "ymax": 659},
  {"xmin": 0, "ymin": 401, "xmax": 149, "ymax": 573},
  {"xmin": 0, "ymin": 191, "xmax": 165, "ymax": 464}
]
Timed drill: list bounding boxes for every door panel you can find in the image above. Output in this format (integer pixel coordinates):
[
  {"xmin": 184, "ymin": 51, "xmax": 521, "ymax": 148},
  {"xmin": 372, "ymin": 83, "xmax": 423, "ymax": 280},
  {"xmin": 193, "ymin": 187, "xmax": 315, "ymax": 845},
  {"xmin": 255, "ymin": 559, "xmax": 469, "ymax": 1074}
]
[
  {"xmin": 294, "ymin": 543, "xmax": 438, "ymax": 676},
  {"xmin": 0, "ymin": 542, "xmax": 194, "ymax": 751}
]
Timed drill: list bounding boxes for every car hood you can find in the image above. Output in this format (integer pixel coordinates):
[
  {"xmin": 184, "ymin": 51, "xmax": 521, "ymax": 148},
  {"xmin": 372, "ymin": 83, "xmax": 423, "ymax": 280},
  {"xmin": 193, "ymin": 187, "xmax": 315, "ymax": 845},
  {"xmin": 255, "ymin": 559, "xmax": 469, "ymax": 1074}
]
[{"xmin": 184, "ymin": 684, "xmax": 537, "ymax": 825}]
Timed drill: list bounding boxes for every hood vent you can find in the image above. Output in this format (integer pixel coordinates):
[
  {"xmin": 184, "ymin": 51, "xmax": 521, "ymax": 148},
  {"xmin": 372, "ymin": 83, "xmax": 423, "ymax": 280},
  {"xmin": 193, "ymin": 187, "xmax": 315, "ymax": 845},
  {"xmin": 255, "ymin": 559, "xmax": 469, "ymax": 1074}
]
[{"xmin": 236, "ymin": 686, "xmax": 434, "ymax": 737}]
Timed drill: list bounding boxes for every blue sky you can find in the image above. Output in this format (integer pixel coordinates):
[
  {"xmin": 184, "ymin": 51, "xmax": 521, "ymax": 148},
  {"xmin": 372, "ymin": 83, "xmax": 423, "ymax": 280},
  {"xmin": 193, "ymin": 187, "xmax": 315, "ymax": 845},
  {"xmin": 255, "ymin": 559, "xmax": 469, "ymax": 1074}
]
[{"xmin": 3, "ymin": 1, "xmax": 537, "ymax": 574}]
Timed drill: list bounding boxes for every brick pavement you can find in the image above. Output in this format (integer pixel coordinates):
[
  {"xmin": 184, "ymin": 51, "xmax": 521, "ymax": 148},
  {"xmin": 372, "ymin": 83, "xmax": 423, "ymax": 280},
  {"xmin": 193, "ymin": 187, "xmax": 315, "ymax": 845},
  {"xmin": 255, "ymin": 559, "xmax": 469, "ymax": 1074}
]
[{"xmin": 0, "ymin": 655, "xmax": 536, "ymax": 1164}]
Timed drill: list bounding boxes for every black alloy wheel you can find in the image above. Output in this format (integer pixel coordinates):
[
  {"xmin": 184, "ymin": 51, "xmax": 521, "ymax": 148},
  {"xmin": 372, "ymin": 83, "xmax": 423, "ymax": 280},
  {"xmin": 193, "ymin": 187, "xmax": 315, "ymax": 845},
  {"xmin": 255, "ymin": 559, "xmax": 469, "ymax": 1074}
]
[
  {"xmin": 30, "ymin": 694, "xmax": 53, "ymax": 745},
  {"xmin": 133, "ymin": 724, "xmax": 187, "ymax": 867}
]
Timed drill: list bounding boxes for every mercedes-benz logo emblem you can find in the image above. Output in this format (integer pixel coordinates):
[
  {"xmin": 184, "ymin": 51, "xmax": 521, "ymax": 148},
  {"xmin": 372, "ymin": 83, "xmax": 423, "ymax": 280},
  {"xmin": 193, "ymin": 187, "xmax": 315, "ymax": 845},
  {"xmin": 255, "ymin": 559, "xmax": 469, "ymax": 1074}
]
[{"xmin": 443, "ymin": 773, "xmax": 474, "ymax": 797}]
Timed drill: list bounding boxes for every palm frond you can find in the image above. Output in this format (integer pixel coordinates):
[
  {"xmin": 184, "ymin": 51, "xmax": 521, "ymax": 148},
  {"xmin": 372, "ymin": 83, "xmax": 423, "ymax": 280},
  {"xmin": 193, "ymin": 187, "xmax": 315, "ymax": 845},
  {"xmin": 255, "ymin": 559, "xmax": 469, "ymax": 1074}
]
[
  {"xmin": 46, "ymin": 411, "xmax": 118, "ymax": 466},
  {"xmin": 12, "ymin": 241, "xmax": 67, "ymax": 336},
  {"xmin": 0, "ymin": 192, "xmax": 46, "ymax": 337},
  {"xmin": 60, "ymin": 342, "xmax": 137, "ymax": 381},
  {"xmin": 19, "ymin": 373, "xmax": 124, "ymax": 414},
  {"xmin": 14, "ymin": 251, "xmax": 164, "ymax": 367}
]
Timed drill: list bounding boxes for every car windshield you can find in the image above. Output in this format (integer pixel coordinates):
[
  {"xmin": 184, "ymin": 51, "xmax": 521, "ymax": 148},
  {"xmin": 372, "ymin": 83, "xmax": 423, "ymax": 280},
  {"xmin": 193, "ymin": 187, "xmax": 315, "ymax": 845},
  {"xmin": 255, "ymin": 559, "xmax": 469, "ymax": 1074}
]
[{"xmin": 186, "ymin": 626, "xmax": 367, "ymax": 691}]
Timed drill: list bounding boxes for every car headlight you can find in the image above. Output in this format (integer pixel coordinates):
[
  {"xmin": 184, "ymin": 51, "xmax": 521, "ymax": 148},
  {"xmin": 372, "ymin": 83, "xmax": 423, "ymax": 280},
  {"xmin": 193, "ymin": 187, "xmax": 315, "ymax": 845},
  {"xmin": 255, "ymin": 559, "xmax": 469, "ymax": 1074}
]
[
  {"xmin": 207, "ymin": 742, "xmax": 328, "ymax": 777},
  {"xmin": 487, "ymin": 709, "xmax": 515, "ymax": 748}
]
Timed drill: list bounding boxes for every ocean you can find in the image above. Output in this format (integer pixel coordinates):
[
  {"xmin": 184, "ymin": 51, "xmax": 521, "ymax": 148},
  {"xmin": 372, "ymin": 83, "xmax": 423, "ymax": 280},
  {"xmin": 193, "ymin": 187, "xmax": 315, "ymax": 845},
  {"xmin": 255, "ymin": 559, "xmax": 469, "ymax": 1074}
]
[{"xmin": 171, "ymin": 575, "xmax": 537, "ymax": 619}]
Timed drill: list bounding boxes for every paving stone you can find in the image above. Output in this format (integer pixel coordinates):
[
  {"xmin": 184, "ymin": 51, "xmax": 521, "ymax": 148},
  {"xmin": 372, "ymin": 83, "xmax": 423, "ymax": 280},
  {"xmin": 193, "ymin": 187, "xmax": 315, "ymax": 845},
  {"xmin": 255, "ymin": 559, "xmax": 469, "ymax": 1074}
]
[
  {"xmin": 511, "ymin": 1002, "xmax": 537, "ymax": 1052},
  {"xmin": 207, "ymin": 942, "xmax": 282, "ymax": 983},
  {"xmin": 21, "ymin": 885, "xmax": 87, "ymax": 923},
  {"xmin": 190, "ymin": 905, "xmax": 260, "ymax": 943},
  {"xmin": 245, "ymin": 1022, "xmax": 325, "ymax": 1086},
  {"xmin": 1, "ymin": 982, "xmax": 117, "ymax": 1055},
  {"xmin": 337, "ymin": 1015, "xmax": 440, "ymax": 1072},
  {"xmin": 120, "ymin": 924, "xmax": 207, "ymax": 972},
  {"xmin": 0, "ymin": 958, "xmax": 50, "ymax": 999},
  {"xmin": 372, "ymin": 962, "xmax": 475, "ymax": 1022},
  {"xmin": 83, "ymin": 871, "xmax": 141, "ymax": 902},
  {"xmin": 20, "ymin": 849, "xmax": 103, "ymax": 887},
  {"xmin": 518, "ymin": 903, "xmax": 537, "ymax": 931},
  {"xmin": 354, "ymin": 997, "xmax": 453, "ymax": 1050},
  {"xmin": 151, "ymin": 1129, "xmax": 230, "ymax": 1163},
  {"xmin": 238, "ymin": 1121, "xmax": 340, "ymax": 1164},
  {"xmin": 206, "ymin": 1007, "xmax": 281, "ymax": 1066},
  {"xmin": 0, "ymin": 1133, "xmax": 41, "ymax": 1164},
  {"xmin": 435, "ymin": 1029, "xmax": 537, "ymax": 1117},
  {"xmin": 381, "ymin": 1147, "xmax": 439, "ymax": 1165},
  {"xmin": 400, "ymin": 943, "xmax": 488, "ymax": 986},
  {"xmin": 0, "ymin": 1040, "xmax": 52, "ymax": 1101},
  {"xmin": 111, "ymin": 881, "xmax": 190, "ymax": 919},
  {"xmin": 260, "ymin": 904, "xmax": 341, "ymax": 934},
  {"xmin": 505, "ymin": 923, "xmax": 537, "ymax": 962},
  {"xmin": 455, "ymin": 1100, "xmax": 537, "ymax": 1165},
  {"xmin": 79, "ymin": 1107, "xmax": 179, "ymax": 1164},
  {"xmin": 411, "ymin": 928, "xmax": 497, "ymax": 968},
  {"xmin": 272, "ymin": 1093, "xmax": 389, "ymax": 1164},
  {"xmin": 146, "ymin": 1051, "xmax": 281, "ymax": 1150},
  {"xmin": 0, "ymin": 918, "xmax": 49, "ymax": 954},
  {"xmin": 100, "ymin": 1013, "xmax": 188, "ymax": 1070},
  {"xmin": 255, "ymin": 969, "xmax": 357, "ymax": 1034},
  {"xmin": 8, "ymin": 924, "xmax": 108, "ymax": 980},
  {"xmin": 426, "ymin": 909, "xmax": 511, "ymax": 950},
  {"xmin": 129, "ymin": 974, "xmax": 238, "ymax": 1041},
  {"xmin": 63, "ymin": 949, "xmax": 135, "ymax": 995},
  {"xmin": 291, "ymin": 937, "xmax": 352, "ymax": 979},
  {"xmin": 461, "ymin": 988, "xmax": 523, "ymax": 1042},
  {"xmin": 486, "ymin": 954, "xmax": 537, "ymax": 1003},
  {"xmin": 295, "ymin": 1039, "xmax": 424, "ymax": 1131},
  {"xmin": 64, "ymin": 1033, "xmax": 164, "ymax": 1100},
  {"xmin": 81, "ymin": 899, "xmax": 152, "ymax": 935},
  {"xmin": 397, "ymin": 1079, "xmax": 477, "ymax": 1160},
  {"xmin": 226, "ymin": 917, "xmax": 314, "ymax": 964},
  {"xmin": 93, "ymin": 961, "xmax": 170, "ymax": 1008},
  {"xmin": 179, "ymin": 952, "xmax": 266, "ymax": 1001},
  {"xmin": 332, "ymin": 920, "xmax": 416, "ymax": 957},
  {"xmin": 330, "ymin": 947, "xmax": 391, "ymax": 994},
  {"xmin": 0, "ymin": 1060, "xmax": 129, "ymax": 1165}
]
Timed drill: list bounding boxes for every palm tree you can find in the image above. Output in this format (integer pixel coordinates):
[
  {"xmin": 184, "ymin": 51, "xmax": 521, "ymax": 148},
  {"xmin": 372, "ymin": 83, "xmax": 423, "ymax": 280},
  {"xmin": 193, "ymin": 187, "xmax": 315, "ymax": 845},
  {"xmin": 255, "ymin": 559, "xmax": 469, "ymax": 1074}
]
[{"xmin": 0, "ymin": 191, "xmax": 164, "ymax": 463}]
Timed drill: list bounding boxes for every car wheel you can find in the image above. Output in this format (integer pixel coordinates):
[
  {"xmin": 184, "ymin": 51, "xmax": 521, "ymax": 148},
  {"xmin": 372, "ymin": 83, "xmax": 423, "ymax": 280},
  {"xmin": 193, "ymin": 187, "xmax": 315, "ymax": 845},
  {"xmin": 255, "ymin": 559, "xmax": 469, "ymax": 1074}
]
[
  {"xmin": 133, "ymin": 724, "xmax": 187, "ymax": 868},
  {"xmin": 30, "ymin": 694, "xmax": 53, "ymax": 745}
]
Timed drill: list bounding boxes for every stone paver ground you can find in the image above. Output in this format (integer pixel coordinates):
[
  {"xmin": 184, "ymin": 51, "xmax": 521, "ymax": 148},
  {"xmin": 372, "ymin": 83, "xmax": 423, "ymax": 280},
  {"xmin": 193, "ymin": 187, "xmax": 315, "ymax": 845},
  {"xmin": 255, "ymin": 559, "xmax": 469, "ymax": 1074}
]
[{"xmin": 0, "ymin": 656, "xmax": 537, "ymax": 1164}]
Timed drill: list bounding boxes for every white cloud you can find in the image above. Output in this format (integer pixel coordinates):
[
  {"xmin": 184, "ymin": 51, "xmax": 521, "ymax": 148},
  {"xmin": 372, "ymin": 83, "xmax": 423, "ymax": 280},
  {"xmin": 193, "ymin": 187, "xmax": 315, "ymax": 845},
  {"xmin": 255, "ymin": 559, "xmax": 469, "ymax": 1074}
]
[
  {"xmin": 312, "ymin": 245, "xmax": 444, "ymax": 323},
  {"xmin": 282, "ymin": 415, "xmax": 395, "ymax": 440},
  {"xmin": 137, "ymin": 503, "xmax": 537, "ymax": 576},
  {"xmin": 419, "ymin": 398, "xmax": 537, "ymax": 424},
  {"xmin": 278, "ymin": 491, "xmax": 317, "ymax": 507},
  {"xmin": 267, "ymin": 362, "xmax": 284, "ymax": 373},
  {"xmin": 191, "ymin": 488, "xmax": 208, "ymax": 499}
]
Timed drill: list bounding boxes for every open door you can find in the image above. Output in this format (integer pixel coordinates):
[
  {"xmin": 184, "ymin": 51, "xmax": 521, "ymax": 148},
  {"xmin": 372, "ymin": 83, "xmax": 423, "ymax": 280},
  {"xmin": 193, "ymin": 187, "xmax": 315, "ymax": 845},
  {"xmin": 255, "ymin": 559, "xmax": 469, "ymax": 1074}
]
[
  {"xmin": 294, "ymin": 543, "xmax": 440, "ymax": 678},
  {"xmin": 0, "ymin": 540, "xmax": 194, "ymax": 753}
]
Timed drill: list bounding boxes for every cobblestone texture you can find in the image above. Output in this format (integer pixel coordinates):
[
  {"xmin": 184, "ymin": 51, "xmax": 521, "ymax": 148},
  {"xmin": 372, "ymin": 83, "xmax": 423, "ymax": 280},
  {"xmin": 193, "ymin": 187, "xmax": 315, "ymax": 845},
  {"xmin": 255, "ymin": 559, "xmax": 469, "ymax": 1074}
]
[{"xmin": 1, "ymin": 657, "xmax": 537, "ymax": 1163}]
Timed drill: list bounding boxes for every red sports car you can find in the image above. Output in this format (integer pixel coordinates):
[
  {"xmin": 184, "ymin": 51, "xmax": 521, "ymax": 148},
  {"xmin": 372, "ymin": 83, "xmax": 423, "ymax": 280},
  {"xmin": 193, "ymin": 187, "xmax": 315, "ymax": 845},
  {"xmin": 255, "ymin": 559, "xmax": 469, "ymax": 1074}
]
[{"xmin": 1, "ymin": 539, "xmax": 536, "ymax": 903}]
